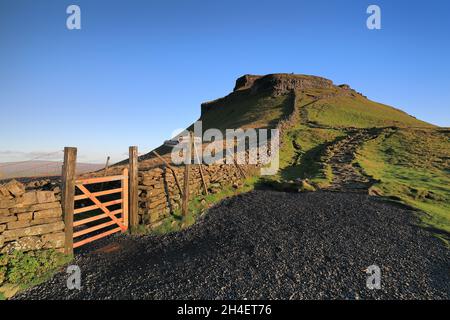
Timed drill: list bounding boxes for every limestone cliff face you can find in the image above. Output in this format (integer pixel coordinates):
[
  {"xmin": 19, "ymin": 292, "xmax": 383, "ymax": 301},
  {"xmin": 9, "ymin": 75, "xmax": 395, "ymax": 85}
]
[
  {"xmin": 201, "ymin": 73, "xmax": 336, "ymax": 116},
  {"xmin": 233, "ymin": 75, "xmax": 263, "ymax": 92},
  {"xmin": 233, "ymin": 73, "xmax": 334, "ymax": 94},
  {"xmin": 200, "ymin": 73, "xmax": 364, "ymax": 116}
]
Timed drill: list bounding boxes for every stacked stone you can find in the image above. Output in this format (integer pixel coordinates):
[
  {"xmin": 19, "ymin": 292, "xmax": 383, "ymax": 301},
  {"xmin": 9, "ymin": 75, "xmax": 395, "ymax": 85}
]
[
  {"xmin": 138, "ymin": 167, "xmax": 170, "ymax": 224},
  {"xmin": 137, "ymin": 163, "xmax": 255, "ymax": 227},
  {"xmin": 0, "ymin": 180, "xmax": 65, "ymax": 254},
  {"xmin": 277, "ymin": 91, "xmax": 301, "ymax": 152}
]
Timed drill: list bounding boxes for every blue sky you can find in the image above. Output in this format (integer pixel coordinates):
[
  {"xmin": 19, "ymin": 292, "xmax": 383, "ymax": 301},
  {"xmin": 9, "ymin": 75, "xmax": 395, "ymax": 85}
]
[{"xmin": 1, "ymin": 0, "xmax": 449, "ymax": 164}]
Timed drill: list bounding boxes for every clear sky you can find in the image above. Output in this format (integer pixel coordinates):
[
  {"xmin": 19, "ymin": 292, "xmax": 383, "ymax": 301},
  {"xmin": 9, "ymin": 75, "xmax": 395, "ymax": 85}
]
[{"xmin": 1, "ymin": 0, "xmax": 449, "ymax": 164}]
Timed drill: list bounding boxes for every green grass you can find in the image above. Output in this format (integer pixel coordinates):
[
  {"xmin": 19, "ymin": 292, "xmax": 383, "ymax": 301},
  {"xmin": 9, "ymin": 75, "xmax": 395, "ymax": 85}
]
[
  {"xmin": 305, "ymin": 93, "xmax": 433, "ymax": 128},
  {"xmin": 355, "ymin": 128, "xmax": 450, "ymax": 236},
  {"xmin": 151, "ymin": 176, "xmax": 260, "ymax": 234},
  {"xmin": 269, "ymin": 89, "xmax": 433, "ymax": 186},
  {"xmin": 153, "ymin": 79, "xmax": 447, "ymax": 246},
  {"xmin": 198, "ymin": 91, "xmax": 294, "ymax": 131},
  {"xmin": 150, "ymin": 91, "xmax": 295, "ymax": 159},
  {"xmin": 272, "ymin": 121, "xmax": 344, "ymax": 187},
  {"xmin": 0, "ymin": 249, "xmax": 72, "ymax": 299}
]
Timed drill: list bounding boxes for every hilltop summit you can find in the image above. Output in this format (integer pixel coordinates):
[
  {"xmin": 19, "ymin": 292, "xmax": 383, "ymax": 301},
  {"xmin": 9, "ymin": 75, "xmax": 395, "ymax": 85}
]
[
  {"xmin": 233, "ymin": 73, "xmax": 334, "ymax": 94},
  {"xmin": 232, "ymin": 73, "xmax": 367, "ymax": 98},
  {"xmin": 200, "ymin": 73, "xmax": 431, "ymax": 129}
]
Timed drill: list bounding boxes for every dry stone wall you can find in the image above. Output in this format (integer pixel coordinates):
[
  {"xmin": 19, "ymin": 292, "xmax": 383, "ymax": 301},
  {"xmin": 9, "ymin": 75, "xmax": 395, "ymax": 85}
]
[
  {"xmin": 277, "ymin": 91, "xmax": 300, "ymax": 146},
  {"xmin": 137, "ymin": 92, "xmax": 301, "ymax": 227},
  {"xmin": 0, "ymin": 78, "xmax": 308, "ymax": 251},
  {"xmin": 0, "ymin": 158, "xmax": 260, "ymax": 254},
  {"xmin": 0, "ymin": 180, "xmax": 64, "ymax": 254},
  {"xmin": 138, "ymin": 162, "xmax": 258, "ymax": 227}
]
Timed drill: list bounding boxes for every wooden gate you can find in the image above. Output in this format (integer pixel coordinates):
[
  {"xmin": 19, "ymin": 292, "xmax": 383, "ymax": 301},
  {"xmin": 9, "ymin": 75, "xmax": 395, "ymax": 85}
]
[{"xmin": 72, "ymin": 168, "xmax": 129, "ymax": 248}]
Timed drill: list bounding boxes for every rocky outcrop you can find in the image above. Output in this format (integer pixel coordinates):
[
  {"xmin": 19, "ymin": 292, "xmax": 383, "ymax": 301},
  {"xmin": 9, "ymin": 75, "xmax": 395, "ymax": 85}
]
[
  {"xmin": 202, "ymin": 73, "xmax": 362, "ymax": 116},
  {"xmin": 234, "ymin": 74, "xmax": 334, "ymax": 95},
  {"xmin": 233, "ymin": 75, "xmax": 262, "ymax": 91},
  {"xmin": 338, "ymin": 84, "xmax": 367, "ymax": 98}
]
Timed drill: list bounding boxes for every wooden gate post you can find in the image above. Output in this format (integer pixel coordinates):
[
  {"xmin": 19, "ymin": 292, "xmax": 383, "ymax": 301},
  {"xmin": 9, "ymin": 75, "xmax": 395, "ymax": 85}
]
[
  {"xmin": 61, "ymin": 147, "xmax": 77, "ymax": 255},
  {"xmin": 182, "ymin": 133, "xmax": 193, "ymax": 216},
  {"xmin": 129, "ymin": 146, "xmax": 139, "ymax": 230}
]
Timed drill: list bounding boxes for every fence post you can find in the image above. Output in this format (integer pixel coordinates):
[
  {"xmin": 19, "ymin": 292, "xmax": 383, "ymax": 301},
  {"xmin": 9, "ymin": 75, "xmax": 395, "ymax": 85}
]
[
  {"xmin": 193, "ymin": 138, "xmax": 209, "ymax": 196},
  {"xmin": 99, "ymin": 156, "xmax": 111, "ymax": 191},
  {"xmin": 152, "ymin": 151, "xmax": 183, "ymax": 196},
  {"xmin": 129, "ymin": 146, "xmax": 139, "ymax": 230},
  {"xmin": 104, "ymin": 156, "xmax": 111, "ymax": 175},
  {"xmin": 182, "ymin": 133, "xmax": 193, "ymax": 216},
  {"xmin": 61, "ymin": 147, "xmax": 77, "ymax": 255}
]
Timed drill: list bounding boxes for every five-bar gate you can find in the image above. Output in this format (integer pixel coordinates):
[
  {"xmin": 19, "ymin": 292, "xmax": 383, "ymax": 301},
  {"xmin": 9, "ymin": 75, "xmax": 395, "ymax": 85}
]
[
  {"xmin": 72, "ymin": 169, "xmax": 129, "ymax": 249},
  {"xmin": 61, "ymin": 146, "xmax": 139, "ymax": 254}
]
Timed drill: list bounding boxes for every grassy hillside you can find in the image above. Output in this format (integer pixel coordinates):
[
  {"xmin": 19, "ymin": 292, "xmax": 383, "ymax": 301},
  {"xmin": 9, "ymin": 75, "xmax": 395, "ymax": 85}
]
[
  {"xmin": 198, "ymin": 91, "xmax": 294, "ymax": 131},
  {"xmin": 355, "ymin": 128, "xmax": 450, "ymax": 235},
  {"xmin": 277, "ymin": 124, "xmax": 344, "ymax": 186},
  {"xmin": 138, "ymin": 74, "xmax": 448, "ymax": 240},
  {"xmin": 272, "ymin": 88, "xmax": 434, "ymax": 182},
  {"xmin": 262, "ymin": 88, "xmax": 448, "ymax": 238},
  {"xmin": 303, "ymin": 91, "xmax": 433, "ymax": 128}
]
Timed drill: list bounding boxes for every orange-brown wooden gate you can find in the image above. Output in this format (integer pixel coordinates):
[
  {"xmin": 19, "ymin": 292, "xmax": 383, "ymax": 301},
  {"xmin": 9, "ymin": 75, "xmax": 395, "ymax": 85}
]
[{"xmin": 72, "ymin": 168, "xmax": 129, "ymax": 248}]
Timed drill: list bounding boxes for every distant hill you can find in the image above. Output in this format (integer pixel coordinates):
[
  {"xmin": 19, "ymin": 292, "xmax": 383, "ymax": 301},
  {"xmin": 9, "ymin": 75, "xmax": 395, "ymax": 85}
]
[
  {"xmin": 112, "ymin": 73, "xmax": 448, "ymax": 237},
  {"xmin": 0, "ymin": 161, "xmax": 104, "ymax": 179},
  {"xmin": 198, "ymin": 73, "xmax": 434, "ymax": 130},
  {"xmin": 135, "ymin": 73, "xmax": 433, "ymax": 163}
]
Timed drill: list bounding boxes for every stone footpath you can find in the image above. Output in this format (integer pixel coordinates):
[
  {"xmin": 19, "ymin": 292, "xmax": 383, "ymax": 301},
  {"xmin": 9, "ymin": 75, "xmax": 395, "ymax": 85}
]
[{"xmin": 323, "ymin": 129, "xmax": 381, "ymax": 193}]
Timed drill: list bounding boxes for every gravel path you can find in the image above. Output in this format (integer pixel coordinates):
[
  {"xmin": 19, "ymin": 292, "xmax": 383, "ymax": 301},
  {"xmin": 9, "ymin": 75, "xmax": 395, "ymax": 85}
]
[{"xmin": 16, "ymin": 191, "xmax": 449, "ymax": 300}]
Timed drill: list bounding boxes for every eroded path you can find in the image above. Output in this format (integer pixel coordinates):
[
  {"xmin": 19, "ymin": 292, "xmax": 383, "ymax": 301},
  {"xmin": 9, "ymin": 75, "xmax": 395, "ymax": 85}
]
[
  {"xmin": 324, "ymin": 129, "xmax": 380, "ymax": 193},
  {"xmin": 15, "ymin": 191, "xmax": 449, "ymax": 300}
]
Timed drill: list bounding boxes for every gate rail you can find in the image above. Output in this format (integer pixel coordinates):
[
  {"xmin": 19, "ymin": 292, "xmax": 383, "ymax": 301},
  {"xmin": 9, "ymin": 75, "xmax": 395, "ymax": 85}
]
[
  {"xmin": 61, "ymin": 146, "xmax": 139, "ymax": 255},
  {"xmin": 72, "ymin": 168, "xmax": 129, "ymax": 249}
]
